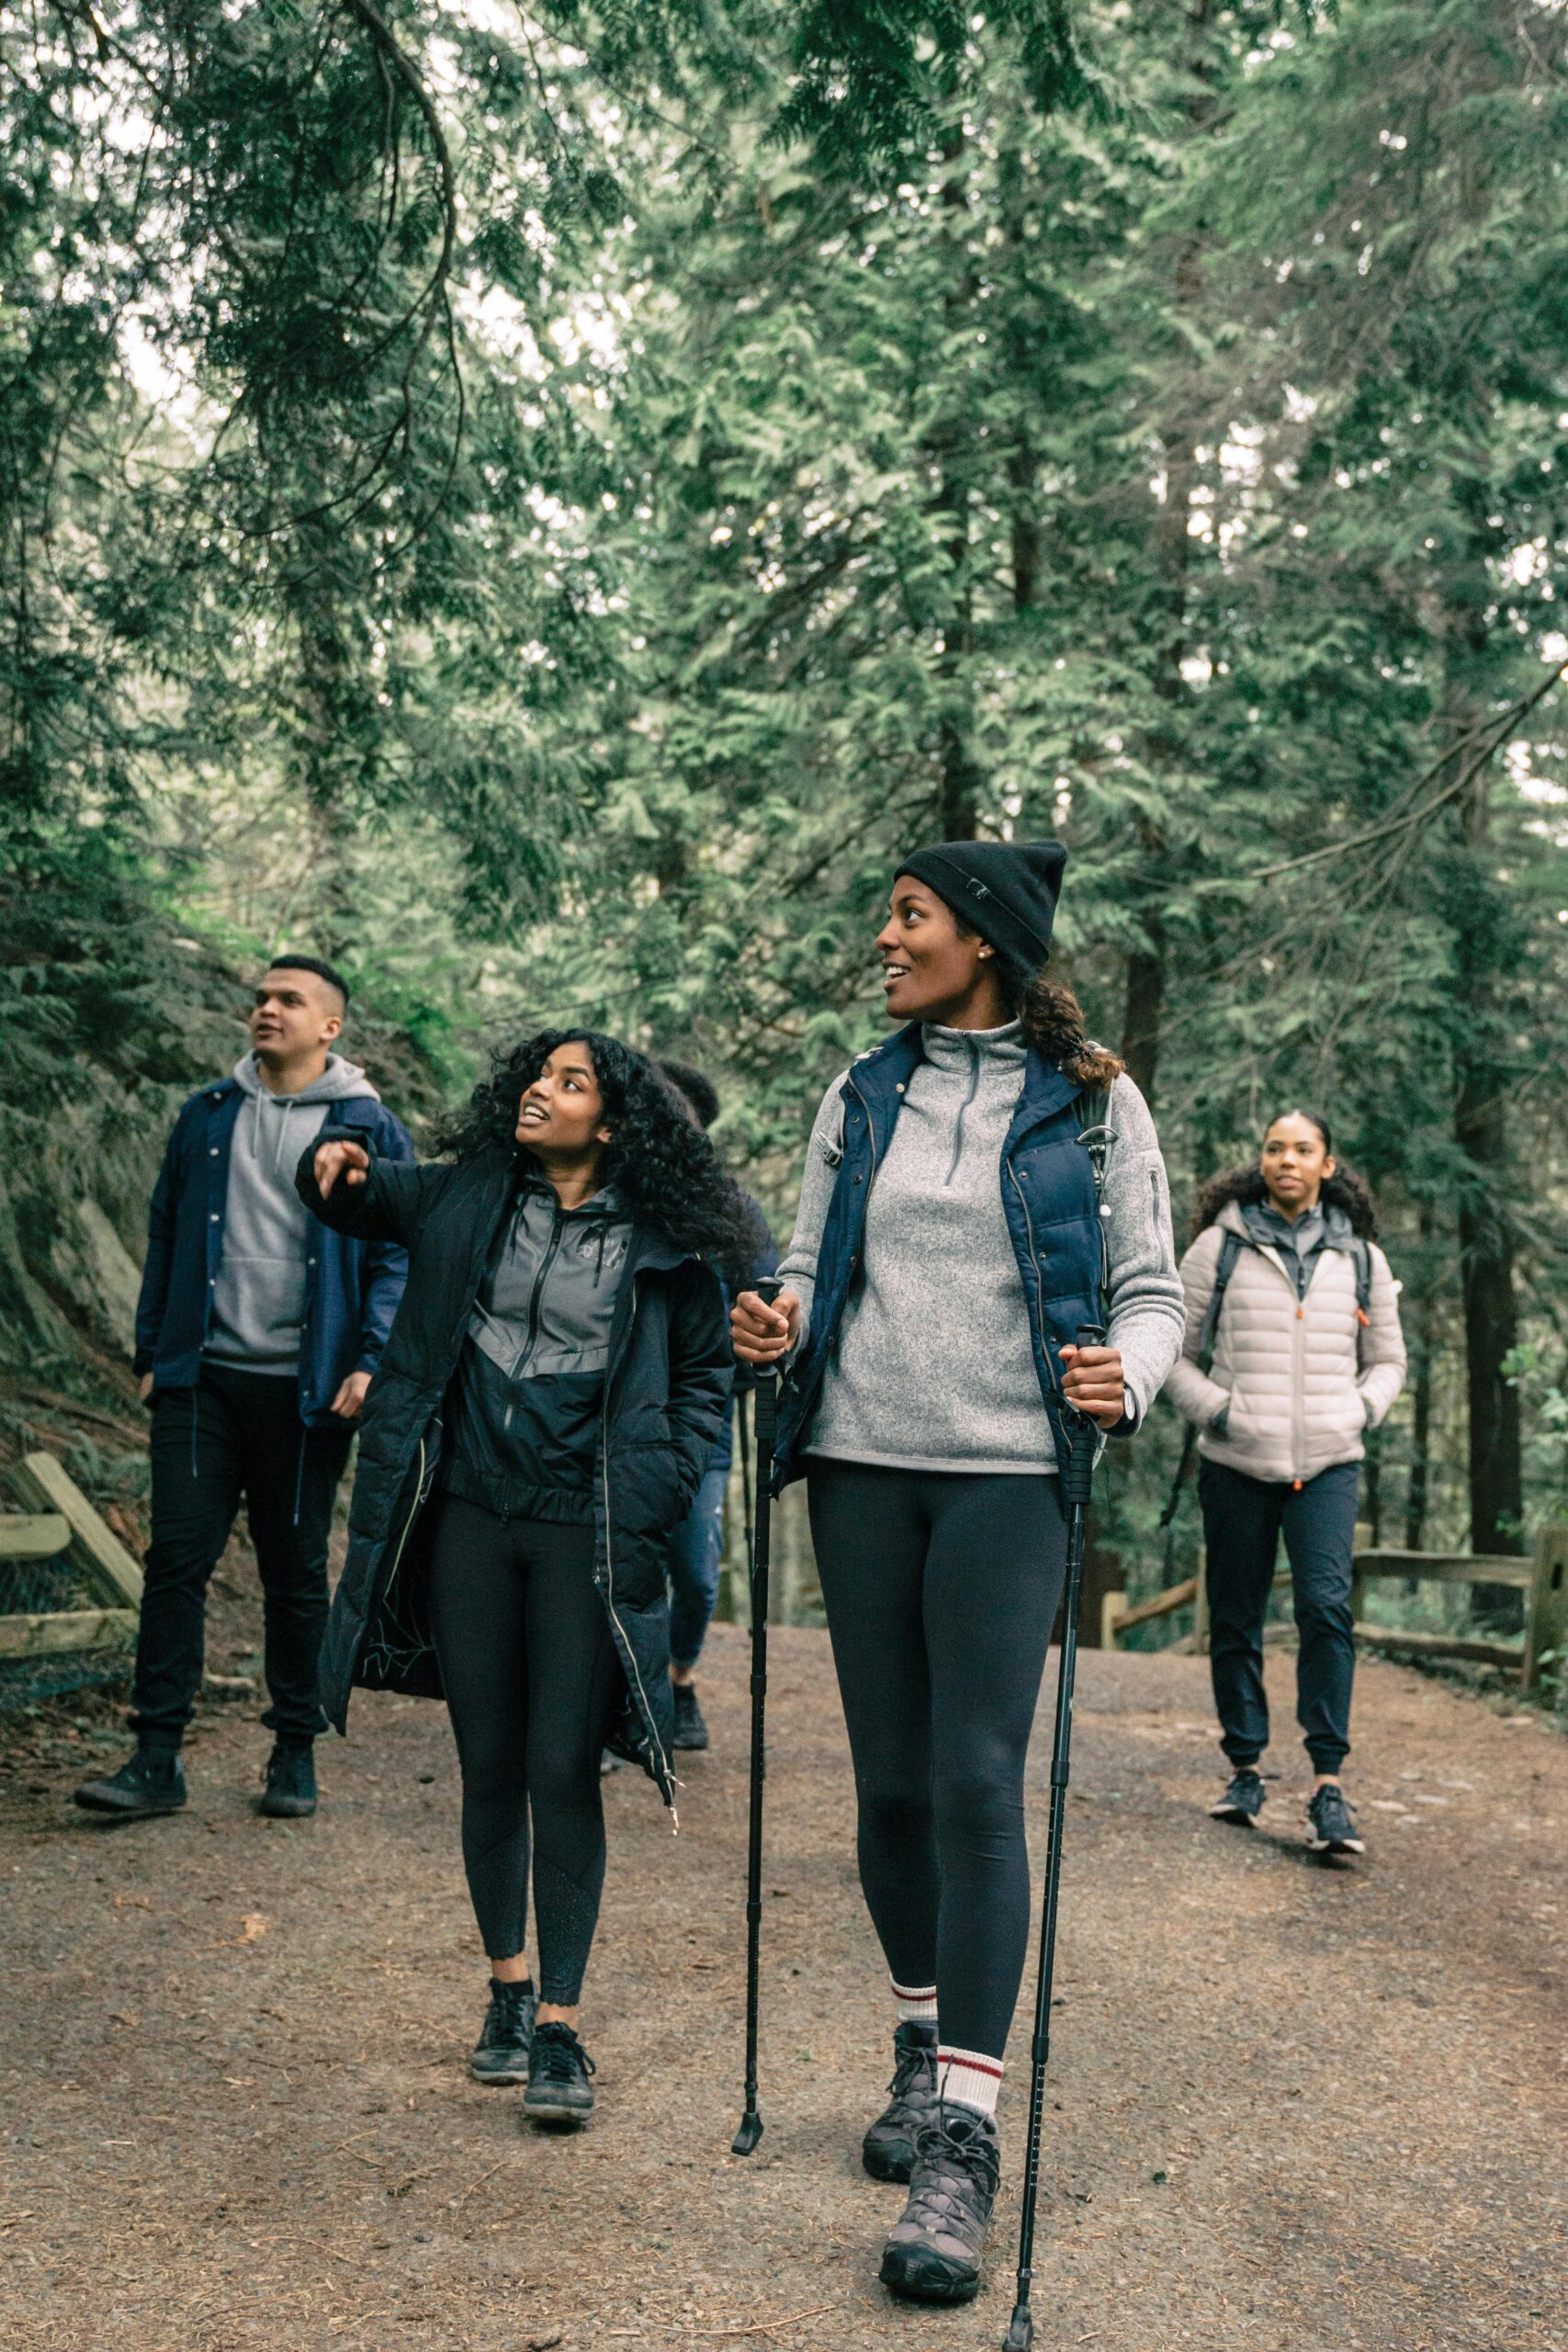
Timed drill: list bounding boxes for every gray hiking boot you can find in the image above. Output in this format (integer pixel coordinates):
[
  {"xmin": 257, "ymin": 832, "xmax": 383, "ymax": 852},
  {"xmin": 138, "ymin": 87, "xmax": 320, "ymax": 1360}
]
[
  {"xmin": 469, "ymin": 1979, "xmax": 537, "ymax": 2085},
  {"xmin": 879, "ymin": 2104, "xmax": 1000, "ymax": 2305},
  {"xmin": 863, "ymin": 2020, "xmax": 940, "ymax": 2183}
]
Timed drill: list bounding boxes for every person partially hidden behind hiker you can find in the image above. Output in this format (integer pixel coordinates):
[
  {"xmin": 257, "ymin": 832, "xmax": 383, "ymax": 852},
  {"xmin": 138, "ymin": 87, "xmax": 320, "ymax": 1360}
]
[
  {"xmin": 656, "ymin": 1060, "xmax": 777, "ymax": 1755},
  {"xmin": 298, "ymin": 1032, "xmax": 749, "ymax": 2129},
  {"xmin": 76, "ymin": 956, "xmax": 412, "ymax": 1825},
  {"xmin": 1166, "ymin": 1110, "xmax": 1405, "ymax": 1856},
  {"xmin": 732, "ymin": 840, "xmax": 1185, "ymax": 2307}
]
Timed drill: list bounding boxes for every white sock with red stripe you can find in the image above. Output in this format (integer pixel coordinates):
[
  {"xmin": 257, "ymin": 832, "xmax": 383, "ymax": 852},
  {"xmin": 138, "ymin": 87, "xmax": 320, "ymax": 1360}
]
[
  {"xmin": 937, "ymin": 2044, "xmax": 1003, "ymax": 2119},
  {"xmin": 891, "ymin": 1978, "xmax": 938, "ymax": 2027}
]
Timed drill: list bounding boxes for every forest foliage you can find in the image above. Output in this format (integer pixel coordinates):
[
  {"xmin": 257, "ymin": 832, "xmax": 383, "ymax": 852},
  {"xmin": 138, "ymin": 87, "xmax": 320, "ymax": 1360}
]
[{"xmin": 3, "ymin": 0, "xmax": 1567, "ymax": 1620}]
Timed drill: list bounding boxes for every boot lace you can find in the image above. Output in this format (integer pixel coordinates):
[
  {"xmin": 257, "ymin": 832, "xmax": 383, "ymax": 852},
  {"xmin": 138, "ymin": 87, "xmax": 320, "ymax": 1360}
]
[{"xmin": 903, "ymin": 2109, "xmax": 999, "ymax": 2233}]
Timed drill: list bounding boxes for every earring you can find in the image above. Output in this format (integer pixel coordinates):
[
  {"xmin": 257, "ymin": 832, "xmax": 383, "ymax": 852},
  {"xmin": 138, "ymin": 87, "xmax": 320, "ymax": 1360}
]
[{"xmin": 978, "ymin": 946, "xmax": 993, "ymax": 959}]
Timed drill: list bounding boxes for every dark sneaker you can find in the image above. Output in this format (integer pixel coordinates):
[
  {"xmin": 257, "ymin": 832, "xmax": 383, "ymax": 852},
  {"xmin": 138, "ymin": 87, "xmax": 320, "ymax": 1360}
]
[
  {"xmin": 259, "ymin": 1739, "xmax": 317, "ymax": 1818},
  {"xmin": 671, "ymin": 1682, "xmax": 710, "ymax": 1752},
  {"xmin": 863, "ymin": 2020, "xmax": 940, "ymax": 2183},
  {"xmin": 879, "ymin": 2105, "xmax": 999, "ymax": 2305},
  {"xmin": 523, "ymin": 2021, "xmax": 596, "ymax": 2128},
  {"xmin": 1306, "ymin": 1783, "xmax": 1364, "ymax": 1854},
  {"xmin": 1209, "ymin": 1769, "xmax": 1266, "ymax": 1826},
  {"xmin": 74, "ymin": 1747, "xmax": 186, "ymax": 1819},
  {"xmin": 469, "ymin": 1979, "xmax": 537, "ymax": 2085}
]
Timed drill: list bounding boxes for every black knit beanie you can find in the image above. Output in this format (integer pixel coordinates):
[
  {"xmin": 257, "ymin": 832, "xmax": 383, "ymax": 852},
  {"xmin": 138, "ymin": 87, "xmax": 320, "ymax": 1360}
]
[{"xmin": 896, "ymin": 839, "xmax": 1066, "ymax": 971}]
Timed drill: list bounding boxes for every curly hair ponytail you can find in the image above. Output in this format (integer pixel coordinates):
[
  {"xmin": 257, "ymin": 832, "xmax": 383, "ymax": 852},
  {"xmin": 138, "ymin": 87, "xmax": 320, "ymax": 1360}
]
[
  {"xmin": 994, "ymin": 959, "xmax": 1124, "ymax": 1092},
  {"xmin": 1194, "ymin": 1109, "xmax": 1380, "ymax": 1239}
]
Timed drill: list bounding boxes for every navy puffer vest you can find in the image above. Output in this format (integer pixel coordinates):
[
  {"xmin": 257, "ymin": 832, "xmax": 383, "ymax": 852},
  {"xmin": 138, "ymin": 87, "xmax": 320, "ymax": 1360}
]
[{"xmin": 773, "ymin": 1023, "xmax": 1105, "ymax": 1487}]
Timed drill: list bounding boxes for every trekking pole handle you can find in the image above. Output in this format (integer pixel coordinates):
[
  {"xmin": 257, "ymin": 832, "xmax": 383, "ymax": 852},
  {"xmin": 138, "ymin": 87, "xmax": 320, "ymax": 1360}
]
[
  {"xmin": 752, "ymin": 1275, "xmax": 784, "ymax": 1385},
  {"xmin": 1061, "ymin": 1320, "xmax": 1106, "ymax": 1509}
]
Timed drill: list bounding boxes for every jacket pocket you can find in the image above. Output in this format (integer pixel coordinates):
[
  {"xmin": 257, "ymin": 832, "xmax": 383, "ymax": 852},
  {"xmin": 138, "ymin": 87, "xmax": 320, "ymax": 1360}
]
[{"xmin": 610, "ymin": 1439, "xmax": 689, "ymax": 1539}]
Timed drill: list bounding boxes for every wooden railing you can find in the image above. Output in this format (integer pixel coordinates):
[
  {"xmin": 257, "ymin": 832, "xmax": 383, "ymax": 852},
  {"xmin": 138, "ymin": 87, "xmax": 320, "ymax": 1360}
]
[
  {"xmin": 1101, "ymin": 1523, "xmax": 1568, "ymax": 1696},
  {"xmin": 0, "ymin": 1453, "xmax": 143, "ymax": 1668}
]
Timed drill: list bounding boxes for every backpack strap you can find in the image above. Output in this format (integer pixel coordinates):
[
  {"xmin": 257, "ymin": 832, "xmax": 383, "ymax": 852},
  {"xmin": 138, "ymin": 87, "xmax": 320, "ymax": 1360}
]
[
  {"xmin": 1195, "ymin": 1228, "xmax": 1244, "ymax": 1371},
  {"xmin": 1349, "ymin": 1233, "xmax": 1372, "ymax": 1370}
]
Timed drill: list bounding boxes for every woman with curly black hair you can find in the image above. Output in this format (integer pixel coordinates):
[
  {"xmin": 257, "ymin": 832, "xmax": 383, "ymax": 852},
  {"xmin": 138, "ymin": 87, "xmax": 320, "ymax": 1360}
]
[
  {"xmin": 297, "ymin": 1031, "xmax": 743, "ymax": 2128},
  {"xmin": 1168, "ymin": 1110, "xmax": 1405, "ymax": 1857}
]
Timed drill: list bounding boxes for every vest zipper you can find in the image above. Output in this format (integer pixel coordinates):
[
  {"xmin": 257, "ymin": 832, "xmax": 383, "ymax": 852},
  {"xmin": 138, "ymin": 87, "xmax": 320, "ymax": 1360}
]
[
  {"xmin": 1006, "ymin": 1158, "xmax": 1060, "ymax": 1415},
  {"xmin": 599, "ymin": 1268, "xmax": 676, "ymax": 1826}
]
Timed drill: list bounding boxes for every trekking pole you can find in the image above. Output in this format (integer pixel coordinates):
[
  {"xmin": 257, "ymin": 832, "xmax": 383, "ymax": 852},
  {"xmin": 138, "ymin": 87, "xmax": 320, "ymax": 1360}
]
[
  {"xmin": 731, "ymin": 1274, "xmax": 784, "ymax": 2157},
  {"xmin": 1003, "ymin": 1320, "xmax": 1106, "ymax": 2352}
]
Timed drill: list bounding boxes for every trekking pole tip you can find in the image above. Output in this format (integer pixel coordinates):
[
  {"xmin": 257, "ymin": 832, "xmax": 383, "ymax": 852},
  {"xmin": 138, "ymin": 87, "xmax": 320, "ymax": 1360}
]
[
  {"xmin": 1001, "ymin": 2303, "xmax": 1033, "ymax": 2351},
  {"xmin": 731, "ymin": 2111, "xmax": 764, "ymax": 2157}
]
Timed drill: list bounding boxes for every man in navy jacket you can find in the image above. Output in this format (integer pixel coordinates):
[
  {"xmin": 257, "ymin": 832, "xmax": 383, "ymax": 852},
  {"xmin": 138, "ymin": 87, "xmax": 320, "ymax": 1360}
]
[{"xmin": 76, "ymin": 956, "xmax": 412, "ymax": 1824}]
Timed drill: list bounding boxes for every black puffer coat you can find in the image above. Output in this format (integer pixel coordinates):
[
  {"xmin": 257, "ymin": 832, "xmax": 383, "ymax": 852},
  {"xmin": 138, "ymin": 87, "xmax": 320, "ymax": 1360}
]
[{"xmin": 297, "ymin": 1135, "xmax": 732, "ymax": 1806}]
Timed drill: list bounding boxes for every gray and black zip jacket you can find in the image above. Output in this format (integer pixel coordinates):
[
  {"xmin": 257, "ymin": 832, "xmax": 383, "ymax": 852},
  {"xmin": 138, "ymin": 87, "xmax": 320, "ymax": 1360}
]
[
  {"xmin": 443, "ymin": 1174, "xmax": 634, "ymax": 1524},
  {"xmin": 296, "ymin": 1137, "xmax": 731, "ymax": 1805}
]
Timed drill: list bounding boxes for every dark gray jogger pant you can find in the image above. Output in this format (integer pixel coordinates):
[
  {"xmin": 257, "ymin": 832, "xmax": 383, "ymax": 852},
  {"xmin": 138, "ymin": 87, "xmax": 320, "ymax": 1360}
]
[{"xmin": 1199, "ymin": 1457, "xmax": 1360, "ymax": 1775}]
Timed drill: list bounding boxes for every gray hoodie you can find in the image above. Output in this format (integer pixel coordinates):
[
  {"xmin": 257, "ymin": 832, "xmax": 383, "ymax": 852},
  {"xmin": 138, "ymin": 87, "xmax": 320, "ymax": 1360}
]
[{"xmin": 205, "ymin": 1053, "xmax": 380, "ymax": 1374}]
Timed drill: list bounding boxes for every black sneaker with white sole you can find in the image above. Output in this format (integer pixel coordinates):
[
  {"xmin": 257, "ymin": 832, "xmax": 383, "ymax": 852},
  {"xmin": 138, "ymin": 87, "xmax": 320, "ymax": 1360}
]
[
  {"xmin": 523, "ymin": 2021, "xmax": 596, "ymax": 2126},
  {"xmin": 1306, "ymin": 1783, "xmax": 1364, "ymax": 1854},
  {"xmin": 73, "ymin": 1747, "xmax": 186, "ymax": 1819},
  {"xmin": 863, "ymin": 2020, "xmax": 940, "ymax": 2184},
  {"xmin": 879, "ymin": 2105, "xmax": 1000, "ymax": 2305},
  {"xmin": 1209, "ymin": 1768, "xmax": 1266, "ymax": 1826},
  {"xmin": 469, "ymin": 1980, "xmax": 537, "ymax": 2085}
]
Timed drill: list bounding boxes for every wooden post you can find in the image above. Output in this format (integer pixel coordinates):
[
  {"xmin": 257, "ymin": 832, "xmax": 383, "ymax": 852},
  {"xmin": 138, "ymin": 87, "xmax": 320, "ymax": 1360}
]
[
  {"xmin": 1523, "ymin": 1525, "xmax": 1568, "ymax": 1698},
  {"xmin": 0, "ymin": 1515, "xmax": 70, "ymax": 1560},
  {"xmin": 1100, "ymin": 1591, "xmax": 1127, "ymax": 1652}
]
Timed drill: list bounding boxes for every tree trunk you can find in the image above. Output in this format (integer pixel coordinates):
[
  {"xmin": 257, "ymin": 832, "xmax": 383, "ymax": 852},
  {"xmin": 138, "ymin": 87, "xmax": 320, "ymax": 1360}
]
[
  {"xmin": 1403, "ymin": 1203, "xmax": 1437, "ymax": 1554},
  {"xmin": 930, "ymin": 131, "xmax": 978, "ymax": 842},
  {"xmin": 1451, "ymin": 713, "xmax": 1525, "ymax": 1624}
]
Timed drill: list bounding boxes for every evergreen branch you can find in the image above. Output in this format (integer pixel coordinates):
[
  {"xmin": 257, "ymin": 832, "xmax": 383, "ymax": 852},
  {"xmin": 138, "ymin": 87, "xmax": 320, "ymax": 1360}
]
[{"xmin": 1253, "ymin": 656, "xmax": 1568, "ymax": 882}]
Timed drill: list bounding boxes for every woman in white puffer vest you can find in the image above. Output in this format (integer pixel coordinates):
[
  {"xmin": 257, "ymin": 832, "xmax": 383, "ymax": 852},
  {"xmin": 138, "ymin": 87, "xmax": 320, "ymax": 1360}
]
[{"xmin": 1167, "ymin": 1110, "xmax": 1404, "ymax": 1857}]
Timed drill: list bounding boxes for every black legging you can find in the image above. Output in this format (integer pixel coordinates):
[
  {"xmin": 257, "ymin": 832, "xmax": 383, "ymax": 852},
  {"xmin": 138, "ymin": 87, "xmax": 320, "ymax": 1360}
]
[
  {"xmin": 806, "ymin": 1460, "xmax": 1068, "ymax": 2063},
  {"xmin": 426, "ymin": 1495, "xmax": 623, "ymax": 2005}
]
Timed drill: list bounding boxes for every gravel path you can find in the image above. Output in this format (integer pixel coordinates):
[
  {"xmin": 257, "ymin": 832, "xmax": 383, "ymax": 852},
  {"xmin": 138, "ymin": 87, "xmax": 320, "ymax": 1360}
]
[{"xmin": 2, "ymin": 1622, "xmax": 1564, "ymax": 2352}]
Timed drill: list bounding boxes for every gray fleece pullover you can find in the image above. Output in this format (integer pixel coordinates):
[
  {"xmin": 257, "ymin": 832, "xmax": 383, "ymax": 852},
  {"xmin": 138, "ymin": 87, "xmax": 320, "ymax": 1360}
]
[
  {"xmin": 778, "ymin": 1023, "xmax": 1186, "ymax": 1475},
  {"xmin": 206, "ymin": 1053, "xmax": 380, "ymax": 1374}
]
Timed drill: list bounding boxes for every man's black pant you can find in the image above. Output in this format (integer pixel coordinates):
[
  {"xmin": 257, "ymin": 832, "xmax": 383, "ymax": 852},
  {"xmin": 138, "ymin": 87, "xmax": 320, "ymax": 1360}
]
[
  {"xmin": 1199, "ymin": 1457, "xmax": 1360, "ymax": 1775},
  {"xmin": 132, "ymin": 1365, "xmax": 354, "ymax": 1749}
]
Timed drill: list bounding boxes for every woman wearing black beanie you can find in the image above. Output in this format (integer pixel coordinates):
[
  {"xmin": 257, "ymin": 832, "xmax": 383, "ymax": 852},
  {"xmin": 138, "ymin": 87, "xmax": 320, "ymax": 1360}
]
[{"xmin": 733, "ymin": 840, "xmax": 1184, "ymax": 2306}]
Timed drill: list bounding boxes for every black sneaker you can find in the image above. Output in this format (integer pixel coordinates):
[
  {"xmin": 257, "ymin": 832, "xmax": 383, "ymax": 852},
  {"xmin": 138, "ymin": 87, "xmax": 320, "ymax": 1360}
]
[
  {"xmin": 879, "ymin": 2105, "xmax": 999, "ymax": 2305},
  {"xmin": 1306, "ymin": 1783, "xmax": 1364, "ymax": 1854},
  {"xmin": 671, "ymin": 1682, "xmax": 709, "ymax": 1751},
  {"xmin": 523, "ymin": 2021, "xmax": 596, "ymax": 2128},
  {"xmin": 74, "ymin": 1747, "xmax": 186, "ymax": 1819},
  {"xmin": 469, "ymin": 1979, "xmax": 537, "ymax": 2085},
  {"xmin": 1209, "ymin": 1769, "xmax": 1266, "ymax": 1826},
  {"xmin": 259, "ymin": 1739, "xmax": 317, "ymax": 1818},
  {"xmin": 863, "ymin": 2020, "xmax": 940, "ymax": 2183}
]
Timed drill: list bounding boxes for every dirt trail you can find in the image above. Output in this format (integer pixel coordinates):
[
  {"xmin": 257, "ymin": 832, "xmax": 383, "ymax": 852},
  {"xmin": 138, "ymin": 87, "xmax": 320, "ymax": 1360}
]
[{"xmin": 2, "ymin": 1624, "xmax": 1564, "ymax": 2352}]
